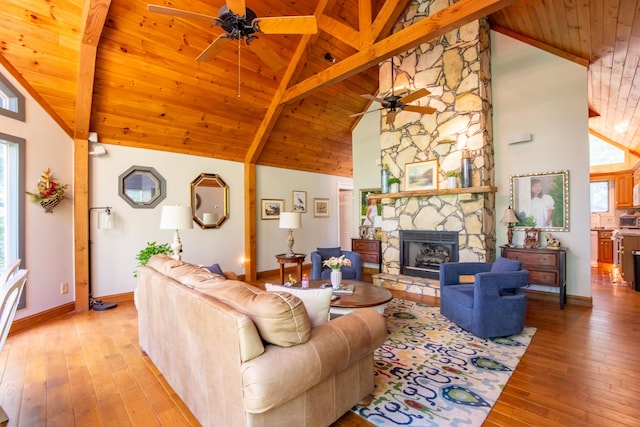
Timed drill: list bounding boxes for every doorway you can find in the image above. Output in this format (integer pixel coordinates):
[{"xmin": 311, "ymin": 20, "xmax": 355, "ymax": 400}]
[{"xmin": 339, "ymin": 188, "xmax": 354, "ymax": 250}]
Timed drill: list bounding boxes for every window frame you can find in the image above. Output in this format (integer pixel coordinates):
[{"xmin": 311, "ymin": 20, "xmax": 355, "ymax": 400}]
[{"xmin": 0, "ymin": 74, "xmax": 25, "ymax": 122}]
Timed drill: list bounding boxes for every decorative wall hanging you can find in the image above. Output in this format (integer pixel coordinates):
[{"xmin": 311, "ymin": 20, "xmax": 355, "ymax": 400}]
[
  {"xmin": 510, "ymin": 170, "xmax": 569, "ymax": 231},
  {"xmin": 26, "ymin": 168, "xmax": 68, "ymax": 213}
]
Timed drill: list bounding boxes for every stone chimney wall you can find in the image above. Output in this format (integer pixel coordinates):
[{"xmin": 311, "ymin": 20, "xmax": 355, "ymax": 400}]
[{"xmin": 379, "ymin": 1, "xmax": 496, "ymax": 275}]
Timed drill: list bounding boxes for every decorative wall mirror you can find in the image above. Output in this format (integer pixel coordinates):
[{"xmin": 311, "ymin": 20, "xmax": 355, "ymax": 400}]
[
  {"xmin": 191, "ymin": 173, "xmax": 229, "ymax": 229},
  {"xmin": 118, "ymin": 165, "xmax": 166, "ymax": 208}
]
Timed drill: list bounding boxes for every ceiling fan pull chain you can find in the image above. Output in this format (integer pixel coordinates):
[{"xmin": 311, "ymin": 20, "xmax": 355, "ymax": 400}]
[{"xmin": 237, "ymin": 36, "xmax": 241, "ymax": 97}]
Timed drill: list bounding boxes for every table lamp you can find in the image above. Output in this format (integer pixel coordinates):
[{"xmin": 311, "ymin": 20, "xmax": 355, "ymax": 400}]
[
  {"xmin": 279, "ymin": 212, "xmax": 301, "ymax": 256},
  {"xmin": 500, "ymin": 206, "xmax": 519, "ymax": 246},
  {"xmin": 160, "ymin": 205, "xmax": 193, "ymax": 260}
]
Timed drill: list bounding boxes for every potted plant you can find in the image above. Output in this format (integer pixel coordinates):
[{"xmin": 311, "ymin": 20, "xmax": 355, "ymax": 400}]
[
  {"xmin": 446, "ymin": 171, "xmax": 459, "ymax": 188},
  {"xmin": 388, "ymin": 176, "xmax": 401, "ymax": 193},
  {"xmin": 134, "ymin": 241, "xmax": 172, "ymax": 277}
]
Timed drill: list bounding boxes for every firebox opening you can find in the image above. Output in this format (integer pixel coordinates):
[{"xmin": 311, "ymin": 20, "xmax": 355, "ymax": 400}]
[{"xmin": 400, "ymin": 230, "xmax": 459, "ymax": 279}]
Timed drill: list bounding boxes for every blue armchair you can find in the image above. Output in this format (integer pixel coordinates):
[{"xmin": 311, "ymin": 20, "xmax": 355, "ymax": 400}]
[
  {"xmin": 439, "ymin": 258, "xmax": 529, "ymax": 338},
  {"xmin": 310, "ymin": 249, "xmax": 362, "ymax": 281}
]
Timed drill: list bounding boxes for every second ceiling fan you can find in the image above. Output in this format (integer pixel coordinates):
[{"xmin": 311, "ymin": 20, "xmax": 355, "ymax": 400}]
[
  {"xmin": 352, "ymin": 58, "xmax": 436, "ymax": 124},
  {"xmin": 147, "ymin": 0, "xmax": 317, "ymax": 71}
]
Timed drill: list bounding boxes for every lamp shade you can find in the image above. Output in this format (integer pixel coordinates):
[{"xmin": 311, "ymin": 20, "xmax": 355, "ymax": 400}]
[
  {"xmin": 279, "ymin": 212, "xmax": 301, "ymax": 229},
  {"xmin": 160, "ymin": 205, "xmax": 193, "ymax": 230},
  {"xmin": 500, "ymin": 206, "xmax": 519, "ymax": 224}
]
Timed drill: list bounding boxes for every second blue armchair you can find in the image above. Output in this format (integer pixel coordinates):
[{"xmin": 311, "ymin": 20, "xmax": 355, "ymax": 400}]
[{"xmin": 310, "ymin": 249, "xmax": 362, "ymax": 281}]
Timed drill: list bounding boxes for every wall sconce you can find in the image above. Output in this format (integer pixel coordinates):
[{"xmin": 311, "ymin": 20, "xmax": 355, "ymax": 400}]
[
  {"xmin": 90, "ymin": 206, "xmax": 113, "ymax": 229},
  {"xmin": 324, "ymin": 53, "xmax": 336, "ymax": 63}
]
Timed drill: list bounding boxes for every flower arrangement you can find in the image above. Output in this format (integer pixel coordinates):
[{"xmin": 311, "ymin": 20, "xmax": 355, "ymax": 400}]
[
  {"xmin": 26, "ymin": 168, "xmax": 68, "ymax": 212},
  {"xmin": 322, "ymin": 255, "xmax": 352, "ymax": 271},
  {"xmin": 446, "ymin": 170, "xmax": 459, "ymax": 178}
]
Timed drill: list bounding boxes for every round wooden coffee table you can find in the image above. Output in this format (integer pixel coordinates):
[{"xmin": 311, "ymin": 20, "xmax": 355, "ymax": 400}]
[{"xmin": 308, "ymin": 279, "xmax": 392, "ymax": 315}]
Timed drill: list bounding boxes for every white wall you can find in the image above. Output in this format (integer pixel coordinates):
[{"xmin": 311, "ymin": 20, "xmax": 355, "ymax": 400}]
[
  {"xmin": 255, "ymin": 166, "xmax": 352, "ymax": 271},
  {"xmin": 0, "ymin": 64, "xmax": 74, "ymax": 320},
  {"xmin": 352, "ymin": 108, "xmax": 382, "ymax": 227},
  {"xmin": 492, "ymin": 31, "xmax": 591, "ymax": 298},
  {"xmin": 90, "ymin": 145, "xmax": 245, "ymax": 297}
]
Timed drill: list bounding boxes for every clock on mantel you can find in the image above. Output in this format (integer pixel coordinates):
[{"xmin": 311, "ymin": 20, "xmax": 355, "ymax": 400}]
[{"xmin": 366, "ymin": 185, "xmax": 497, "ymax": 201}]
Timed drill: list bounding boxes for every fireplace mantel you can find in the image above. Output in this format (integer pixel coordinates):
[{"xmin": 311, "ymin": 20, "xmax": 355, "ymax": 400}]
[{"xmin": 367, "ymin": 185, "xmax": 497, "ymax": 201}]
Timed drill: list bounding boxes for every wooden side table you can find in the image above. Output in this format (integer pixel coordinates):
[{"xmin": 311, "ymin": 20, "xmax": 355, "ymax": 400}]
[{"xmin": 275, "ymin": 253, "xmax": 306, "ymax": 285}]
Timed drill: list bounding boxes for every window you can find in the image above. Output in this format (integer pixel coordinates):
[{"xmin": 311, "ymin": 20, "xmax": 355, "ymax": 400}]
[
  {"xmin": 589, "ymin": 133, "xmax": 624, "ymax": 166},
  {"xmin": 590, "ymin": 180, "xmax": 609, "ymax": 213},
  {"xmin": 0, "ymin": 74, "xmax": 25, "ymax": 122}
]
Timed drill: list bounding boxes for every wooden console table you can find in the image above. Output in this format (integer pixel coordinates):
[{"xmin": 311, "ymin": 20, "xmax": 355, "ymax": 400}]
[
  {"xmin": 351, "ymin": 238, "xmax": 381, "ymax": 272},
  {"xmin": 500, "ymin": 245, "xmax": 567, "ymax": 309}
]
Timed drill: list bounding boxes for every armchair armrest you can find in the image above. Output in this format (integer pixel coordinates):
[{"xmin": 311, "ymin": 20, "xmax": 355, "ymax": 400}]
[
  {"xmin": 310, "ymin": 251, "xmax": 323, "ymax": 279},
  {"xmin": 439, "ymin": 262, "xmax": 492, "ymax": 286}
]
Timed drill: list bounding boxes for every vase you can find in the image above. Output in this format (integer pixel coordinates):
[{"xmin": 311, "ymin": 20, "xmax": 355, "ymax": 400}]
[
  {"xmin": 447, "ymin": 176, "xmax": 457, "ymax": 188},
  {"xmin": 390, "ymin": 182, "xmax": 399, "ymax": 193},
  {"xmin": 330, "ymin": 270, "xmax": 342, "ymax": 289}
]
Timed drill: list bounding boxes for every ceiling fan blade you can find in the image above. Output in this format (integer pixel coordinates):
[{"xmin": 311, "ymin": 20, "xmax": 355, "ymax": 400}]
[
  {"xmin": 398, "ymin": 88, "xmax": 431, "ymax": 105},
  {"xmin": 147, "ymin": 4, "xmax": 218, "ymax": 23},
  {"xmin": 225, "ymin": 0, "xmax": 246, "ymax": 16},
  {"xmin": 196, "ymin": 35, "xmax": 232, "ymax": 62},
  {"xmin": 386, "ymin": 111, "xmax": 398, "ymax": 125},
  {"xmin": 361, "ymin": 94, "xmax": 390, "ymax": 104},
  {"xmin": 403, "ymin": 105, "xmax": 437, "ymax": 115},
  {"xmin": 253, "ymin": 16, "xmax": 318, "ymax": 34},
  {"xmin": 349, "ymin": 107, "xmax": 385, "ymax": 118},
  {"xmin": 248, "ymin": 37, "xmax": 287, "ymax": 71}
]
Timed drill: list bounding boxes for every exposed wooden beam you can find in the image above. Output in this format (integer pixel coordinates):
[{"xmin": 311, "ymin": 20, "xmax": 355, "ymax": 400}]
[
  {"xmin": 358, "ymin": 0, "xmax": 372, "ymax": 50},
  {"xmin": 371, "ymin": 0, "xmax": 412, "ymax": 42},
  {"xmin": 282, "ymin": 0, "xmax": 518, "ymax": 104},
  {"xmin": 242, "ymin": 0, "xmax": 333, "ymax": 280},
  {"xmin": 74, "ymin": 0, "xmax": 111, "ymax": 313},
  {"xmin": 492, "ymin": 24, "xmax": 590, "ymax": 67},
  {"xmin": 318, "ymin": 14, "xmax": 361, "ymax": 50}
]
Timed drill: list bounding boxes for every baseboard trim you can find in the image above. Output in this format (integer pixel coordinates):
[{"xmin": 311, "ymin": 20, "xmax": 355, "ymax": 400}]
[
  {"xmin": 10, "ymin": 302, "xmax": 75, "ymax": 335},
  {"xmin": 96, "ymin": 292, "xmax": 134, "ymax": 303}
]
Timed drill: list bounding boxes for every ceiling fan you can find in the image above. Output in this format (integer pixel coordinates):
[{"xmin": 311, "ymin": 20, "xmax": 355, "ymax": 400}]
[
  {"xmin": 147, "ymin": 0, "xmax": 317, "ymax": 72},
  {"xmin": 351, "ymin": 58, "xmax": 436, "ymax": 124}
]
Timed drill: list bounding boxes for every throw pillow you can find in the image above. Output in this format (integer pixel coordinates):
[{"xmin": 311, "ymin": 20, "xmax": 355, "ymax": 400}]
[
  {"xmin": 213, "ymin": 282, "xmax": 312, "ymax": 347},
  {"xmin": 316, "ymin": 247, "xmax": 341, "ymax": 260},
  {"xmin": 491, "ymin": 257, "xmax": 522, "ymax": 272},
  {"xmin": 265, "ymin": 284, "xmax": 333, "ymax": 327},
  {"xmin": 205, "ymin": 263, "xmax": 224, "ymax": 276}
]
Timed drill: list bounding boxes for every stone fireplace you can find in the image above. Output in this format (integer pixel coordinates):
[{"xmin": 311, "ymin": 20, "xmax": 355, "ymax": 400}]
[
  {"xmin": 400, "ymin": 230, "xmax": 459, "ymax": 279},
  {"xmin": 372, "ymin": 1, "xmax": 497, "ymax": 295}
]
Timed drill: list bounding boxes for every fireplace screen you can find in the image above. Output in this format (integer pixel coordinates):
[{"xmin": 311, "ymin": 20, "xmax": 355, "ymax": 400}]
[{"xmin": 400, "ymin": 231, "xmax": 459, "ymax": 279}]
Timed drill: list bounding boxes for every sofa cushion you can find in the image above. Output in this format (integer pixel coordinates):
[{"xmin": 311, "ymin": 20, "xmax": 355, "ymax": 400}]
[
  {"xmin": 265, "ymin": 284, "xmax": 333, "ymax": 327},
  {"xmin": 213, "ymin": 282, "xmax": 312, "ymax": 347},
  {"xmin": 491, "ymin": 257, "xmax": 522, "ymax": 273},
  {"xmin": 205, "ymin": 262, "xmax": 224, "ymax": 276},
  {"xmin": 316, "ymin": 247, "xmax": 342, "ymax": 260},
  {"xmin": 146, "ymin": 254, "xmax": 184, "ymax": 275}
]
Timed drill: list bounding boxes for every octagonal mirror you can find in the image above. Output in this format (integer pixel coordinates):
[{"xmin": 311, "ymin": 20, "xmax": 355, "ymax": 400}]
[
  {"xmin": 191, "ymin": 173, "xmax": 228, "ymax": 229},
  {"xmin": 118, "ymin": 165, "xmax": 166, "ymax": 208}
]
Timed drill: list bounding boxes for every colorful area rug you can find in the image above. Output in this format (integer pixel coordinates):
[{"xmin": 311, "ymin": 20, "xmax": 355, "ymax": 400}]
[{"xmin": 352, "ymin": 299, "xmax": 536, "ymax": 426}]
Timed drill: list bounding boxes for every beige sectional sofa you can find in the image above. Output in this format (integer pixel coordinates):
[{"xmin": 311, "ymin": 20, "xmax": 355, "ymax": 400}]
[{"xmin": 136, "ymin": 255, "xmax": 387, "ymax": 427}]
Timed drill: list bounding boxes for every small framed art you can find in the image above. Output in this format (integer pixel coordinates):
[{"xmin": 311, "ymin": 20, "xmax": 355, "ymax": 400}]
[
  {"xmin": 260, "ymin": 199, "xmax": 284, "ymax": 220},
  {"xmin": 292, "ymin": 190, "xmax": 307, "ymax": 213},
  {"xmin": 404, "ymin": 160, "xmax": 438, "ymax": 191},
  {"xmin": 313, "ymin": 198, "xmax": 330, "ymax": 218}
]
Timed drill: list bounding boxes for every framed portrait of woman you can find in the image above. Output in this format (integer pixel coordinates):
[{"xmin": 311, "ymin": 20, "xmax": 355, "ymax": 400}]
[{"xmin": 510, "ymin": 170, "xmax": 569, "ymax": 231}]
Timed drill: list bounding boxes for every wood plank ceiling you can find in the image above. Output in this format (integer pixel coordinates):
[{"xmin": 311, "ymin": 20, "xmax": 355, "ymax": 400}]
[{"xmin": 2, "ymin": 0, "xmax": 640, "ymax": 176}]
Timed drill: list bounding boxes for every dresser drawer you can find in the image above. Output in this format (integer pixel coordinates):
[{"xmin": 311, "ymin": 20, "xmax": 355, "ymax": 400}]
[
  {"xmin": 360, "ymin": 252, "xmax": 380, "ymax": 263},
  {"xmin": 353, "ymin": 240, "xmax": 380, "ymax": 252},
  {"xmin": 504, "ymin": 251, "xmax": 558, "ymax": 267},
  {"xmin": 529, "ymin": 270, "xmax": 559, "ymax": 287}
]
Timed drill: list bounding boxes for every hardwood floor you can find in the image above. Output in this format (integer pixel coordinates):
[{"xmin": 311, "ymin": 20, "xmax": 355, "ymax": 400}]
[{"xmin": 0, "ymin": 265, "xmax": 637, "ymax": 426}]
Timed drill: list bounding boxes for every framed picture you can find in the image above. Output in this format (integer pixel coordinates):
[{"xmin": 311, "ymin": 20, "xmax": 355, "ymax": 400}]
[
  {"xmin": 260, "ymin": 199, "xmax": 284, "ymax": 220},
  {"xmin": 313, "ymin": 198, "xmax": 330, "ymax": 217},
  {"xmin": 359, "ymin": 225, "xmax": 368, "ymax": 238},
  {"xmin": 510, "ymin": 170, "xmax": 569, "ymax": 231},
  {"xmin": 292, "ymin": 190, "xmax": 307, "ymax": 213},
  {"xmin": 404, "ymin": 160, "xmax": 438, "ymax": 191},
  {"xmin": 359, "ymin": 187, "xmax": 381, "ymax": 226},
  {"xmin": 524, "ymin": 228, "xmax": 541, "ymax": 247}
]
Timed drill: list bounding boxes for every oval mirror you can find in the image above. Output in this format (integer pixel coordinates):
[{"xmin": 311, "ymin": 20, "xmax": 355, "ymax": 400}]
[{"xmin": 191, "ymin": 173, "xmax": 228, "ymax": 229}]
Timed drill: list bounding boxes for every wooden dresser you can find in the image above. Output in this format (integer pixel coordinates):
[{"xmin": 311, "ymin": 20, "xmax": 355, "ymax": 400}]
[
  {"xmin": 500, "ymin": 246, "xmax": 567, "ymax": 309},
  {"xmin": 351, "ymin": 238, "xmax": 381, "ymax": 272}
]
